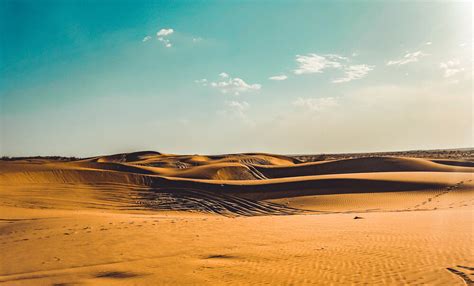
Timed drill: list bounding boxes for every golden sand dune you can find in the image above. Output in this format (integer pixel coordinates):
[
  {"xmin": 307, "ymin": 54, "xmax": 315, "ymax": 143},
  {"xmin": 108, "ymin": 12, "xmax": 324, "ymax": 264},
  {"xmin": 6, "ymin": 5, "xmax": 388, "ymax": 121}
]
[
  {"xmin": 0, "ymin": 151, "xmax": 473, "ymax": 285},
  {"xmin": 1, "ymin": 153, "xmax": 472, "ymax": 214}
]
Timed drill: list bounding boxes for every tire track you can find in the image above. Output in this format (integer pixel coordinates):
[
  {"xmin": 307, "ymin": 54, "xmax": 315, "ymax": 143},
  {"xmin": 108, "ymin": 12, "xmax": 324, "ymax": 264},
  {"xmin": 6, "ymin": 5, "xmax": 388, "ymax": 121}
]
[
  {"xmin": 136, "ymin": 187, "xmax": 304, "ymax": 216},
  {"xmin": 242, "ymin": 163, "xmax": 268, "ymax": 180},
  {"xmin": 446, "ymin": 266, "xmax": 474, "ymax": 285}
]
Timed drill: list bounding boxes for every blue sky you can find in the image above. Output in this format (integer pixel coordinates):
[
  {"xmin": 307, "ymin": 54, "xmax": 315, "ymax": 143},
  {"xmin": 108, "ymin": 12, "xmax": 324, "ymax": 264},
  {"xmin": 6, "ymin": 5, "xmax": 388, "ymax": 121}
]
[{"xmin": 1, "ymin": 0, "xmax": 472, "ymax": 156}]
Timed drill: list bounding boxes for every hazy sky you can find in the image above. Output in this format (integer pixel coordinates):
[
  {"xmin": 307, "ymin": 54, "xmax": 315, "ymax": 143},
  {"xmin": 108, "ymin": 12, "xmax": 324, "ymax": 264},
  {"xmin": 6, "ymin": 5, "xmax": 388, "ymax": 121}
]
[{"xmin": 1, "ymin": 0, "xmax": 472, "ymax": 156}]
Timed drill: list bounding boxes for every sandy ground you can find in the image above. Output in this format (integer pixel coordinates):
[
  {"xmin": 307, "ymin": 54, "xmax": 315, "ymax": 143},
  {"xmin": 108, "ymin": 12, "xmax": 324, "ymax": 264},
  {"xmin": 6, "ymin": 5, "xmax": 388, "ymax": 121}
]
[{"xmin": 0, "ymin": 151, "xmax": 473, "ymax": 285}]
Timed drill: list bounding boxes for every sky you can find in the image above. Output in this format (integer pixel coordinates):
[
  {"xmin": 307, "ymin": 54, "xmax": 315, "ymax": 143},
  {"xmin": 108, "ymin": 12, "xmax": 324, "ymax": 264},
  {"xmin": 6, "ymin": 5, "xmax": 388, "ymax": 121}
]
[{"xmin": 0, "ymin": 0, "xmax": 472, "ymax": 157}]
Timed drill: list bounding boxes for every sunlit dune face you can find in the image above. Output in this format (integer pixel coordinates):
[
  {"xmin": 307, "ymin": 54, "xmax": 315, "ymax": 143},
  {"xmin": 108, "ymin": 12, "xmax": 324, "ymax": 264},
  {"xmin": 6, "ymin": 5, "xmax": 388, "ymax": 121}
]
[{"xmin": 0, "ymin": 150, "xmax": 473, "ymax": 284}]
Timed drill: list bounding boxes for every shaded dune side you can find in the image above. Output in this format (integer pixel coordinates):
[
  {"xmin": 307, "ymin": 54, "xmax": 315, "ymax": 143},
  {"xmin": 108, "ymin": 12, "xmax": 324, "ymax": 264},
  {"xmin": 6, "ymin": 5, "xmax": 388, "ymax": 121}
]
[
  {"xmin": 88, "ymin": 151, "xmax": 163, "ymax": 163},
  {"xmin": 73, "ymin": 161, "xmax": 263, "ymax": 180},
  {"xmin": 85, "ymin": 151, "xmax": 300, "ymax": 166},
  {"xmin": 0, "ymin": 169, "xmax": 153, "ymax": 186},
  {"xmin": 172, "ymin": 153, "xmax": 302, "ymax": 166},
  {"xmin": 1, "ymin": 166, "xmax": 457, "ymax": 199},
  {"xmin": 430, "ymin": 159, "xmax": 474, "ymax": 168},
  {"xmin": 74, "ymin": 156, "xmax": 474, "ymax": 182},
  {"xmin": 253, "ymin": 157, "xmax": 473, "ymax": 179},
  {"xmin": 0, "ymin": 169, "xmax": 302, "ymax": 216},
  {"xmin": 1, "ymin": 155, "xmax": 473, "ymax": 215},
  {"xmin": 146, "ymin": 174, "xmax": 459, "ymax": 201},
  {"xmin": 1, "ymin": 167, "xmax": 466, "ymax": 207},
  {"xmin": 136, "ymin": 188, "xmax": 303, "ymax": 216}
]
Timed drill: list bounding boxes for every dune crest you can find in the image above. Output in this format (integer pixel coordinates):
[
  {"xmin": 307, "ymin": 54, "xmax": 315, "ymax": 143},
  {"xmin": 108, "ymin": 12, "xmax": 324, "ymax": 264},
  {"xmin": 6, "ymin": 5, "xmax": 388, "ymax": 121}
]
[
  {"xmin": 1, "ymin": 150, "xmax": 473, "ymax": 285},
  {"xmin": 1, "ymin": 151, "xmax": 473, "ymax": 215}
]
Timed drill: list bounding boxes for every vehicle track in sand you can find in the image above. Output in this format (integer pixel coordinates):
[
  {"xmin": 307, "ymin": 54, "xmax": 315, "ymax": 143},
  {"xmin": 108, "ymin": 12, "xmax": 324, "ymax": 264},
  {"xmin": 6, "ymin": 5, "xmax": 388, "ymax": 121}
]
[
  {"xmin": 446, "ymin": 265, "xmax": 474, "ymax": 285},
  {"xmin": 136, "ymin": 187, "xmax": 304, "ymax": 216}
]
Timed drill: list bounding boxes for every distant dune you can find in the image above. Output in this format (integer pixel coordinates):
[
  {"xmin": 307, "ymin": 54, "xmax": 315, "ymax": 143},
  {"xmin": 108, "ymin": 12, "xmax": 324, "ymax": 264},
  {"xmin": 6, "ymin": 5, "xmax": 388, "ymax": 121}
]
[
  {"xmin": 1, "ymin": 150, "xmax": 473, "ymax": 285},
  {"xmin": 1, "ymin": 151, "xmax": 472, "ymax": 215}
]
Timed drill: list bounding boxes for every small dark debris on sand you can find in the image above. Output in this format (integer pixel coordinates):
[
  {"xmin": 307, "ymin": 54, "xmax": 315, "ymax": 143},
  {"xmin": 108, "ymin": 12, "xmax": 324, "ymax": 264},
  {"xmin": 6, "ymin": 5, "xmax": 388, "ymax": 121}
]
[{"xmin": 96, "ymin": 271, "xmax": 140, "ymax": 279}]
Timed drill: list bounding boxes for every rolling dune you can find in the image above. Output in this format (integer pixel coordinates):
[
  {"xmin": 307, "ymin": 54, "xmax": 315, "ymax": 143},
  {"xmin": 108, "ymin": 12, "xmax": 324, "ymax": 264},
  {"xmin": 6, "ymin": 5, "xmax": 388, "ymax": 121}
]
[
  {"xmin": 1, "ymin": 151, "xmax": 473, "ymax": 285},
  {"xmin": 2, "ymin": 153, "xmax": 472, "ymax": 211}
]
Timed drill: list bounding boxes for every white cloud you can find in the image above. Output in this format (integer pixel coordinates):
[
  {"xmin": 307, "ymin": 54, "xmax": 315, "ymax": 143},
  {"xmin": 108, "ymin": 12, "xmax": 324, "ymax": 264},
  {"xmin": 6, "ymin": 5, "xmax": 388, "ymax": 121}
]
[
  {"xmin": 293, "ymin": 97, "xmax": 338, "ymax": 112},
  {"xmin": 227, "ymin": 100, "xmax": 249, "ymax": 114},
  {"xmin": 198, "ymin": 73, "xmax": 261, "ymax": 95},
  {"xmin": 325, "ymin": 54, "xmax": 349, "ymax": 61},
  {"xmin": 269, "ymin": 75, "xmax": 288, "ymax": 81},
  {"xmin": 293, "ymin": 53, "xmax": 372, "ymax": 83},
  {"xmin": 425, "ymin": 42, "xmax": 432, "ymax": 45},
  {"xmin": 194, "ymin": 79, "xmax": 208, "ymax": 86},
  {"xmin": 158, "ymin": 37, "xmax": 172, "ymax": 48},
  {"xmin": 333, "ymin": 64, "xmax": 374, "ymax": 83},
  {"xmin": 143, "ymin": 81, "xmax": 471, "ymax": 154},
  {"xmin": 386, "ymin": 51, "xmax": 428, "ymax": 66},
  {"xmin": 156, "ymin": 28, "xmax": 174, "ymax": 48},
  {"xmin": 157, "ymin": 28, "xmax": 174, "ymax": 37},
  {"xmin": 440, "ymin": 59, "xmax": 464, "ymax": 78},
  {"xmin": 294, "ymin": 53, "xmax": 342, "ymax": 74},
  {"xmin": 142, "ymin": 36, "xmax": 152, "ymax": 42},
  {"xmin": 192, "ymin": 37, "xmax": 202, "ymax": 43}
]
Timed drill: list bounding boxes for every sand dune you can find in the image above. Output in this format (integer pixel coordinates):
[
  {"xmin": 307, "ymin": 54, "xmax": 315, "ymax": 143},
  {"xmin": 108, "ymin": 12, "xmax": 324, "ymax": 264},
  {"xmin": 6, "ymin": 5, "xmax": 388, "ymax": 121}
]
[
  {"xmin": 2, "ymin": 153, "xmax": 472, "ymax": 207},
  {"xmin": 1, "ymin": 151, "xmax": 473, "ymax": 285},
  {"xmin": 254, "ymin": 156, "xmax": 474, "ymax": 178}
]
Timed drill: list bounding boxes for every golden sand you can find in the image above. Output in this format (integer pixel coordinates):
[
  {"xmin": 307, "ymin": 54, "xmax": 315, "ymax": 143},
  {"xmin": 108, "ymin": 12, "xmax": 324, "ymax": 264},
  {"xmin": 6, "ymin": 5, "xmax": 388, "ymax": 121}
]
[{"xmin": 0, "ymin": 151, "xmax": 473, "ymax": 285}]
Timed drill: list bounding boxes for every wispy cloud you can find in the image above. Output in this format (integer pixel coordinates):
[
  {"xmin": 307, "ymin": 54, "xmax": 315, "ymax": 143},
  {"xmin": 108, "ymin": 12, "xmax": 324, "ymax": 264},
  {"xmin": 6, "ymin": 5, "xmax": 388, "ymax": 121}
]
[
  {"xmin": 333, "ymin": 64, "xmax": 374, "ymax": 83},
  {"xmin": 273, "ymin": 83, "xmax": 471, "ymax": 152},
  {"xmin": 440, "ymin": 59, "xmax": 464, "ymax": 78},
  {"xmin": 142, "ymin": 36, "xmax": 152, "ymax": 42},
  {"xmin": 217, "ymin": 101, "xmax": 253, "ymax": 124},
  {"xmin": 293, "ymin": 53, "xmax": 372, "ymax": 83},
  {"xmin": 156, "ymin": 28, "xmax": 174, "ymax": 48},
  {"xmin": 386, "ymin": 51, "xmax": 428, "ymax": 66},
  {"xmin": 293, "ymin": 97, "xmax": 338, "ymax": 112},
  {"xmin": 194, "ymin": 79, "xmax": 208, "ymax": 86},
  {"xmin": 325, "ymin": 54, "xmax": 349, "ymax": 61},
  {"xmin": 269, "ymin": 75, "xmax": 288, "ymax": 81},
  {"xmin": 227, "ymin": 100, "xmax": 249, "ymax": 117},
  {"xmin": 219, "ymin": 72, "xmax": 229, "ymax": 78},
  {"xmin": 157, "ymin": 28, "xmax": 174, "ymax": 37},
  {"xmin": 293, "ymin": 54, "xmax": 343, "ymax": 74},
  {"xmin": 158, "ymin": 38, "xmax": 172, "ymax": 48},
  {"xmin": 196, "ymin": 73, "xmax": 261, "ymax": 95}
]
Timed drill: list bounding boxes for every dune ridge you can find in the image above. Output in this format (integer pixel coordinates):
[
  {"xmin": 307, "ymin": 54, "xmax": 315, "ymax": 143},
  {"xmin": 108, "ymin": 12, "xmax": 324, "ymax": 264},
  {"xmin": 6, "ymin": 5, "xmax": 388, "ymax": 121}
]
[
  {"xmin": 1, "ymin": 151, "xmax": 473, "ymax": 215},
  {"xmin": 1, "ymin": 150, "xmax": 473, "ymax": 285}
]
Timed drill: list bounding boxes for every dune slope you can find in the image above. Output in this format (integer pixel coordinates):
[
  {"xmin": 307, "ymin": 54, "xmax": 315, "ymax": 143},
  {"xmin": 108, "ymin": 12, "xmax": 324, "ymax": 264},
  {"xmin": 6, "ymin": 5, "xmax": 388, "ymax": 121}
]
[
  {"xmin": 1, "ymin": 151, "xmax": 473, "ymax": 285},
  {"xmin": 1, "ymin": 152, "xmax": 473, "ymax": 215}
]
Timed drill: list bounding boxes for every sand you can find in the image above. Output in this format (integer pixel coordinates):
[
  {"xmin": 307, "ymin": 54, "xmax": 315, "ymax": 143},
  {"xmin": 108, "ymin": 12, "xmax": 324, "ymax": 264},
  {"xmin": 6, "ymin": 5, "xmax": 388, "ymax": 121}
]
[{"xmin": 0, "ymin": 151, "xmax": 473, "ymax": 285}]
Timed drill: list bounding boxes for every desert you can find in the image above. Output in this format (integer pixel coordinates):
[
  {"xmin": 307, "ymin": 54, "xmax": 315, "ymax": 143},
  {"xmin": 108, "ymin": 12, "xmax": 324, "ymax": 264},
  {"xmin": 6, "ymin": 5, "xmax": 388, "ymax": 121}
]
[
  {"xmin": 2, "ymin": 1, "xmax": 473, "ymax": 285},
  {"xmin": 1, "ymin": 149, "xmax": 473, "ymax": 285}
]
